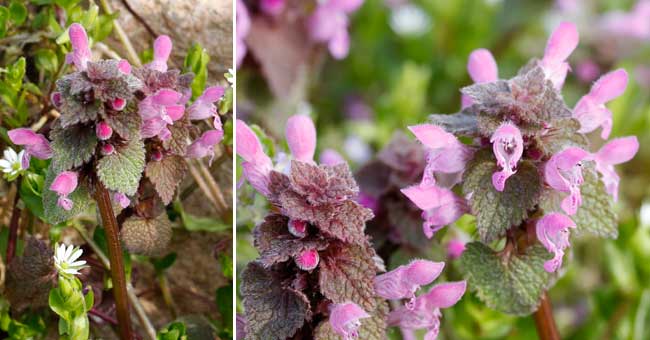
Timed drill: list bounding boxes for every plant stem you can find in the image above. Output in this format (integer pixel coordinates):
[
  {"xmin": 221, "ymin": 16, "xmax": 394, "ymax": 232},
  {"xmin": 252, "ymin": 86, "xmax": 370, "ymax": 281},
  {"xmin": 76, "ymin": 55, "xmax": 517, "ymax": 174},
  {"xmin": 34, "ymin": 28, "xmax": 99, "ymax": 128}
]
[
  {"xmin": 6, "ymin": 182, "xmax": 21, "ymax": 264},
  {"xmin": 533, "ymin": 292, "xmax": 560, "ymax": 340},
  {"xmin": 157, "ymin": 272, "xmax": 178, "ymax": 319},
  {"xmin": 94, "ymin": 182, "xmax": 134, "ymax": 340}
]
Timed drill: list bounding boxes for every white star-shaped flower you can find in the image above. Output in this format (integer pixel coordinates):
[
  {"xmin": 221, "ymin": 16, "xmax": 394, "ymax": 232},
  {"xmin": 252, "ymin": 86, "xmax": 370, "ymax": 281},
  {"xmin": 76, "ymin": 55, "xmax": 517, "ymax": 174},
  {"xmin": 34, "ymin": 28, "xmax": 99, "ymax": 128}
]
[
  {"xmin": 54, "ymin": 243, "xmax": 87, "ymax": 276},
  {"xmin": 0, "ymin": 148, "xmax": 26, "ymax": 181}
]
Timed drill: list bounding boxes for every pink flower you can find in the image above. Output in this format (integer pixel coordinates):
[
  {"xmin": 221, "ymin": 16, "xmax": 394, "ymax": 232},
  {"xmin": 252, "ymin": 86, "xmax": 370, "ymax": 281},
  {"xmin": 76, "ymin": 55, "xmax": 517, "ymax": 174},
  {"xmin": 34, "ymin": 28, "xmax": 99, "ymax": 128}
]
[
  {"xmin": 101, "ymin": 143, "xmax": 115, "ymax": 156},
  {"xmin": 408, "ymin": 124, "xmax": 472, "ymax": 187},
  {"xmin": 187, "ymin": 130, "xmax": 224, "ymax": 165},
  {"xmin": 374, "ymin": 260, "xmax": 445, "ymax": 309},
  {"xmin": 113, "ymin": 192, "xmax": 131, "ymax": 208},
  {"xmin": 118, "ymin": 59, "xmax": 131, "ymax": 74},
  {"xmin": 388, "ymin": 281, "xmax": 466, "ymax": 340},
  {"xmin": 308, "ymin": 0, "xmax": 364, "ymax": 59},
  {"xmin": 65, "ymin": 23, "xmax": 91, "ymax": 71},
  {"xmin": 462, "ymin": 48, "xmax": 498, "ymax": 108},
  {"xmin": 286, "ymin": 115, "xmax": 317, "ymax": 163},
  {"xmin": 544, "ymin": 147, "xmax": 590, "ymax": 215},
  {"xmin": 51, "ymin": 171, "xmax": 79, "ymax": 211},
  {"xmin": 539, "ymin": 22, "xmax": 579, "ymax": 90},
  {"xmin": 151, "ymin": 149, "xmax": 163, "ymax": 162},
  {"xmin": 401, "ymin": 185, "xmax": 468, "ymax": 238},
  {"xmin": 147, "ymin": 35, "xmax": 172, "ymax": 72},
  {"xmin": 573, "ymin": 69, "xmax": 628, "ymax": 139},
  {"xmin": 288, "ymin": 219, "xmax": 308, "ymax": 238},
  {"xmin": 591, "ymin": 136, "xmax": 639, "ymax": 201},
  {"xmin": 536, "ymin": 213, "xmax": 576, "ymax": 272},
  {"xmin": 490, "ymin": 123, "xmax": 524, "ymax": 192},
  {"xmin": 575, "ymin": 60, "xmax": 600, "ymax": 83},
  {"xmin": 139, "ymin": 89, "xmax": 185, "ymax": 140},
  {"xmin": 600, "ymin": 1, "xmax": 650, "ymax": 40},
  {"xmin": 236, "ymin": 0, "xmax": 251, "ymax": 68},
  {"xmin": 8, "ymin": 128, "xmax": 53, "ymax": 168},
  {"xmin": 447, "ymin": 239, "xmax": 466, "ymax": 259},
  {"xmin": 236, "ymin": 119, "xmax": 274, "ymax": 196},
  {"xmin": 319, "ymin": 148, "xmax": 346, "ymax": 165},
  {"xmin": 329, "ymin": 302, "xmax": 370, "ymax": 340},
  {"xmin": 96, "ymin": 122, "xmax": 113, "ymax": 141},
  {"xmin": 188, "ymin": 86, "xmax": 225, "ymax": 121},
  {"xmin": 294, "ymin": 249, "xmax": 319, "ymax": 271},
  {"xmin": 357, "ymin": 192, "xmax": 378, "ymax": 214},
  {"xmin": 260, "ymin": 0, "xmax": 285, "ymax": 15}
]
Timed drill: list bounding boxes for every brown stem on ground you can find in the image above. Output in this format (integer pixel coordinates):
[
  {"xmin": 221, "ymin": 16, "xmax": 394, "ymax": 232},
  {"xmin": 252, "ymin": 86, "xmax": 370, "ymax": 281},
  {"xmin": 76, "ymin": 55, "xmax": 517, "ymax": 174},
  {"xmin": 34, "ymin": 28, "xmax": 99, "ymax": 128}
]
[
  {"xmin": 6, "ymin": 182, "xmax": 22, "ymax": 264},
  {"xmin": 533, "ymin": 292, "xmax": 560, "ymax": 340},
  {"xmin": 94, "ymin": 181, "xmax": 134, "ymax": 340}
]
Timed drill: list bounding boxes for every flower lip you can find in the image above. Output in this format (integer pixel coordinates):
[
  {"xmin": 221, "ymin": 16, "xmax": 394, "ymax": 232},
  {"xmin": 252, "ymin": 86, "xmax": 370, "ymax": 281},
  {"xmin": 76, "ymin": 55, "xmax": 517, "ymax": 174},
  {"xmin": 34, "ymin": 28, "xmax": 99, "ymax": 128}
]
[{"xmin": 329, "ymin": 302, "xmax": 370, "ymax": 340}]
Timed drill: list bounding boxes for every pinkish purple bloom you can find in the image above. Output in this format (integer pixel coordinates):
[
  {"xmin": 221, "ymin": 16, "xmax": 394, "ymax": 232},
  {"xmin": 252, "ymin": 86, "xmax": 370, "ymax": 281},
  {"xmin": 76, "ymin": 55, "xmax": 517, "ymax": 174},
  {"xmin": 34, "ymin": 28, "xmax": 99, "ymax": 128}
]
[
  {"xmin": 51, "ymin": 171, "xmax": 79, "ymax": 211},
  {"xmin": 575, "ymin": 60, "xmax": 600, "ymax": 83},
  {"xmin": 188, "ymin": 86, "xmax": 225, "ymax": 121},
  {"xmin": 237, "ymin": 0, "xmax": 251, "ymax": 68},
  {"xmin": 329, "ymin": 302, "xmax": 370, "ymax": 340},
  {"xmin": 51, "ymin": 92, "xmax": 63, "ymax": 108},
  {"xmin": 111, "ymin": 98, "xmax": 127, "ymax": 111},
  {"xmin": 600, "ymin": 1, "xmax": 650, "ymax": 40},
  {"xmin": 447, "ymin": 239, "xmax": 466, "ymax": 259},
  {"xmin": 151, "ymin": 150, "xmax": 163, "ymax": 162},
  {"xmin": 490, "ymin": 122, "xmax": 524, "ymax": 192},
  {"xmin": 187, "ymin": 130, "xmax": 224, "ymax": 165},
  {"xmin": 357, "ymin": 192, "xmax": 378, "ymax": 214},
  {"xmin": 260, "ymin": 0, "xmax": 285, "ymax": 15},
  {"xmin": 539, "ymin": 22, "xmax": 579, "ymax": 90},
  {"xmin": 536, "ymin": 213, "xmax": 576, "ymax": 272},
  {"xmin": 401, "ymin": 184, "xmax": 468, "ymax": 238},
  {"xmin": 544, "ymin": 147, "xmax": 590, "ymax": 215},
  {"xmin": 286, "ymin": 115, "xmax": 317, "ymax": 163},
  {"xmin": 387, "ymin": 281, "xmax": 466, "ymax": 340},
  {"xmin": 147, "ymin": 35, "xmax": 172, "ymax": 72},
  {"xmin": 236, "ymin": 119, "xmax": 274, "ymax": 196},
  {"xmin": 65, "ymin": 23, "xmax": 91, "ymax": 71},
  {"xmin": 118, "ymin": 59, "xmax": 131, "ymax": 74},
  {"xmin": 374, "ymin": 260, "xmax": 444, "ymax": 309},
  {"xmin": 96, "ymin": 122, "xmax": 113, "ymax": 141},
  {"xmin": 139, "ymin": 89, "xmax": 185, "ymax": 140},
  {"xmin": 288, "ymin": 219, "xmax": 308, "ymax": 238},
  {"xmin": 591, "ymin": 136, "xmax": 639, "ymax": 201},
  {"xmin": 8, "ymin": 128, "xmax": 53, "ymax": 168},
  {"xmin": 101, "ymin": 143, "xmax": 115, "ymax": 156},
  {"xmin": 294, "ymin": 249, "xmax": 319, "ymax": 271},
  {"xmin": 308, "ymin": 0, "xmax": 364, "ymax": 59},
  {"xmin": 573, "ymin": 69, "xmax": 628, "ymax": 139},
  {"xmin": 114, "ymin": 192, "xmax": 131, "ymax": 208},
  {"xmin": 319, "ymin": 148, "xmax": 346, "ymax": 165},
  {"xmin": 462, "ymin": 48, "xmax": 498, "ymax": 108}
]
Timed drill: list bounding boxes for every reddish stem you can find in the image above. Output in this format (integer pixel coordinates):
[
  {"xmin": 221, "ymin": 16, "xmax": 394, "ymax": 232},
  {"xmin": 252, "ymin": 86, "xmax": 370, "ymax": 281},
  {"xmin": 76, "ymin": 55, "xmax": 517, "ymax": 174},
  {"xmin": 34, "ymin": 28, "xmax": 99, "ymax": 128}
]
[
  {"xmin": 533, "ymin": 292, "xmax": 560, "ymax": 340},
  {"xmin": 6, "ymin": 182, "xmax": 22, "ymax": 264},
  {"xmin": 94, "ymin": 181, "xmax": 134, "ymax": 339},
  {"xmin": 89, "ymin": 308, "xmax": 118, "ymax": 325}
]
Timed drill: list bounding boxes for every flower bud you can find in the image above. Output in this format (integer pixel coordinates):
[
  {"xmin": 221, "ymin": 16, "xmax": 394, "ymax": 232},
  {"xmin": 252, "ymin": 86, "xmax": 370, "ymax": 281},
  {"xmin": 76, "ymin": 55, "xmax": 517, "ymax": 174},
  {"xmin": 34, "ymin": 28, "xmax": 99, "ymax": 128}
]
[
  {"xmin": 96, "ymin": 122, "xmax": 113, "ymax": 141},
  {"xmin": 288, "ymin": 219, "xmax": 307, "ymax": 238},
  {"xmin": 101, "ymin": 143, "xmax": 115, "ymax": 155},
  {"xmin": 295, "ymin": 249, "xmax": 319, "ymax": 271}
]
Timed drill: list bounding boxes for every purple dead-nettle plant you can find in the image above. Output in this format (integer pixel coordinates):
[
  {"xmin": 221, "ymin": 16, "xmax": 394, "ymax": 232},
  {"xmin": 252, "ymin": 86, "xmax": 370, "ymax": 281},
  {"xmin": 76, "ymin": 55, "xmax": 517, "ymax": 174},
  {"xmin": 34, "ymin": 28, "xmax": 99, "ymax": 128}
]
[
  {"xmin": 237, "ymin": 115, "xmax": 465, "ymax": 339},
  {"xmin": 401, "ymin": 21, "xmax": 639, "ymax": 320}
]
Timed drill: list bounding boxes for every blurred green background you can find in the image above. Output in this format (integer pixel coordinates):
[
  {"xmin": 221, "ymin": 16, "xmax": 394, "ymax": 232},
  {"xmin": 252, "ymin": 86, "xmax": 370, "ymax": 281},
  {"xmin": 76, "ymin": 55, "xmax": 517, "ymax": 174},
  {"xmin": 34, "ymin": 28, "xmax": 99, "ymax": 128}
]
[{"xmin": 237, "ymin": 0, "xmax": 650, "ymax": 339}]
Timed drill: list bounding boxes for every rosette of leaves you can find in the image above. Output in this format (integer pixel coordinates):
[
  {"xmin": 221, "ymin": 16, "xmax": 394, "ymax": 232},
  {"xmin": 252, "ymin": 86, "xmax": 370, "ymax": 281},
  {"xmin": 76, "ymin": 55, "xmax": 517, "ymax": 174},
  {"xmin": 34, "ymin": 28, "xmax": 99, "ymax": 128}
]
[
  {"xmin": 240, "ymin": 160, "xmax": 388, "ymax": 340},
  {"xmin": 428, "ymin": 62, "xmax": 619, "ymax": 316},
  {"xmin": 356, "ymin": 133, "xmax": 429, "ymax": 252}
]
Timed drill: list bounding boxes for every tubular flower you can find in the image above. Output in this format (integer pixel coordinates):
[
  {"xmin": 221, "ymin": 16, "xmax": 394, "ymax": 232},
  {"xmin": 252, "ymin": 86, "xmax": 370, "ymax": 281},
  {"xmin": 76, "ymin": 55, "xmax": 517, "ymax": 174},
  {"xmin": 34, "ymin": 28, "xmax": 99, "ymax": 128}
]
[
  {"xmin": 374, "ymin": 260, "xmax": 445, "ymax": 309},
  {"xmin": 235, "ymin": 119, "xmax": 274, "ymax": 196},
  {"xmin": 490, "ymin": 123, "xmax": 524, "ymax": 192},
  {"xmin": 307, "ymin": 0, "xmax": 364, "ymax": 59},
  {"xmin": 260, "ymin": 0, "xmax": 285, "ymax": 15},
  {"xmin": 187, "ymin": 129, "xmax": 224, "ymax": 165},
  {"xmin": 573, "ymin": 69, "xmax": 628, "ymax": 139},
  {"xmin": 462, "ymin": 48, "xmax": 498, "ymax": 108},
  {"xmin": 65, "ymin": 23, "xmax": 92, "ymax": 71},
  {"xmin": 447, "ymin": 238, "xmax": 466, "ymax": 259},
  {"xmin": 236, "ymin": 0, "xmax": 251, "ymax": 68},
  {"xmin": 50, "ymin": 171, "xmax": 79, "ymax": 211},
  {"xmin": 591, "ymin": 136, "xmax": 639, "ymax": 201},
  {"xmin": 401, "ymin": 185, "xmax": 468, "ymax": 238},
  {"xmin": 188, "ymin": 86, "xmax": 225, "ymax": 121},
  {"xmin": 536, "ymin": 213, "xmax": 576, "ymax": 272},
  {"xmin": 114, "ymin": 192, "xmax": 131, "ymax": 208},
  {"xmin": 539, "ymin": 22, "xmax": 579, "ymax": 90},
  {"xmin": 329, "ymin": 302, "xmax": 370, "ymax": 340},
  {"xmin": 388, "ymin": 281, "xmax": 466, "ymax": 340},
  {"xmin": 8, "ymin": 128, "xmax": 53, "ymax": 168},
  {"xmin": 319, "ymin": 148, "xmax": 346, "ymax": 165},
  {"xmin": 286, "ymin": 115, "xmax": 317, "ymax": 163},
  {"xmin": 139, "ymin": 89, "xmax": 185, "ymax": 140},
  {"xmin": 544, "ymin": 147, "xmax": 590, "ymax": 215},
  {"xmin": 147, "ymin": 35, "xmax": 172, "ymax": 72}
]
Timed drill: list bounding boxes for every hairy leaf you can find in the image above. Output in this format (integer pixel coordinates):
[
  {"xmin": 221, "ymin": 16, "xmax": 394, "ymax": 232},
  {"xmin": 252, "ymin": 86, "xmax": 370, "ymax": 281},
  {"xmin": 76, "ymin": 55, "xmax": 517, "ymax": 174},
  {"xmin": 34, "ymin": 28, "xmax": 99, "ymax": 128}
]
[
  {"xmin": 314, "ymin": 298, "xmax": 389, "ymax": 340},
  {"xmin": 462, "ymin": 150, "xmax": 541, "ymax": 243},
  {"xmin": 289, "ymin": 161, "xmax": 358, "ymax": 205},
  {"xmin": 540, "ymin": 167, "xmax": 617, "ymax": 238},
  {"xmin": 50, "ymin": 123, "xmax": 98, "ymax": 172},
  {"xmin": 97, "ymin": 138, "xmax": 146, "ymax": 196},
  {"xmin": 163, "ymin": 120, "xmax": 194, "ymax": 155},
  {"xmin": 43, "ymin": 167, "xmax": 93, "ymax": 224},
  {"xmin": 145, "ymin": 155, "xmax": 188, "ymax": 205},
  {"xmin": 460, "ymin": 242, "xmax": 552, "ymax": 315},
  {"xmin": 120, "ymin": 214, "xmax": 173, "ymax": 256},
  {"xmin": 319, "ymin": 244, "xmax": 377, "ymax": 311},
  {"xmin": 104, "ymin": 103, "xmax": 142, "ymax": 140},
  {"xmin": 428, "ymin": 110, "xmax": 480, "ymax": 136},
  {"xmin": 241, "ymin": 262, "xmax": 310, "ymax": 340},
  {"xmin": 253, "ymin": 214, "xmax": 327, "ymax": 267},
  {"xmin": 534, "ymin": 118, "xmax": 589, "ymax": 156},
  {"xmin": 5, "ymin": 238, "xmax": 56, "ymax": 312}
]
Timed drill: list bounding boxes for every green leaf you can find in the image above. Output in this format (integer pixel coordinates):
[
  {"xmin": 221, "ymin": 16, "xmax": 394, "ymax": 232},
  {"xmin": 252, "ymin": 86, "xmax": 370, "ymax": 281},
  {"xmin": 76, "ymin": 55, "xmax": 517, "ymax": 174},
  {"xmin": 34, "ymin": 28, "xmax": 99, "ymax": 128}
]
[
  {"xmin": 215, "ymin": 284, "xmax": 233, "ymax": 332},
  {"xmin": 183, "ymin": 43, "xmax": 210, "ymax": 99},
  {"xmin": 152, "ymin": 253, "xmax": 177, "ymax": 272},
  {"xmin": 462, "ymin": 150, "xmax": 541, "ymax": 243},
  {"xmin": 43, "ymin": 167, "xmax": 93, "ymax": 224},
  {"xmin": 34, "ymin": 49, "xmax": 59, "ymax": 75},
  {"xmin": 218, "ymin": 87, "xmax": 233, "ymax": 114},
  {"xmin": 460, "ymin": 242, "xmax": 552, "ymax": 316},
  {"xmin": 540, "ymin": 166, "xmax": 618, "ymax": 238},
  {"xmin": 157, "ymin": 321, "xmax": 187, "ymax": 340},
  {"xmin": 241, "ymin": 262, "xmax": 310, "ymax": 340},
  {"xmin": 97, "ymin": 138, "xmax": 145, "ymax": 196},
  {"xmin": 50, "ymin": 124, "xmax": 98, "ymax": 172},
  {"xmin": 0, "ymin": 7, "xmax": 9, "ymax": 38},
  {"xmin": 6, "ymin": 57, "xmax": 25, "ymax": 91},
  {"xmin": 319, "ymin": 245, "xmax": 378, "ymax": 311},
  {"xmin": 8, "ymin": 1, "xmax": 27, "ymax": 25},
  {"xmin": 19, "ymin": 172, "xmax": 45, "ymax": 220}
]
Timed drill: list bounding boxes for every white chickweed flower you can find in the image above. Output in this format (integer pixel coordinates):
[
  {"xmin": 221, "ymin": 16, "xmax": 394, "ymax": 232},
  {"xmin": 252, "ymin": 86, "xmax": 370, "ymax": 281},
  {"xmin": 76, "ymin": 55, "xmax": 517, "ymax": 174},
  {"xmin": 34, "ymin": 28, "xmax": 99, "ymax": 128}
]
[
  {"xmin": 54, "ymin": 243, "xmax": 87, "ymax": 276},
  {"xmin": 225, "ymin": 68, "xmax": 235, "ymax": 85},
  {"xmin": 0, "ymin": 148, "xmax": 26, "ymax": 181}
]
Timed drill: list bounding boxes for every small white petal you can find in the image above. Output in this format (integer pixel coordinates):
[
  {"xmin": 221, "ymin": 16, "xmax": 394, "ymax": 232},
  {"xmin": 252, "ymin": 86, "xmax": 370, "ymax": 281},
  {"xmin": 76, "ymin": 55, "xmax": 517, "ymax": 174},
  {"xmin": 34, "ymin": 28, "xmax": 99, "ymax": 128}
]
[{"xmin": 68, "ymin": 248, "xmax": 83, "ymax": 262}]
